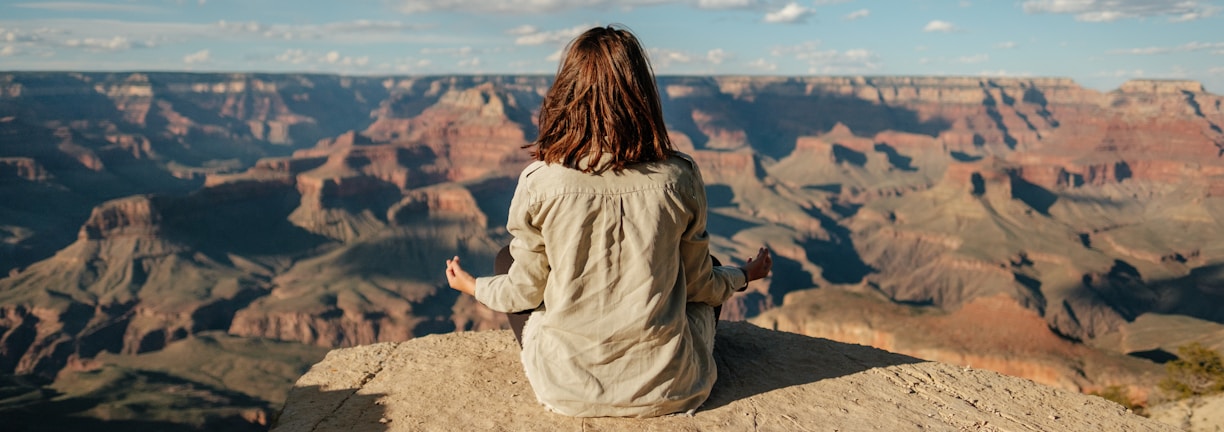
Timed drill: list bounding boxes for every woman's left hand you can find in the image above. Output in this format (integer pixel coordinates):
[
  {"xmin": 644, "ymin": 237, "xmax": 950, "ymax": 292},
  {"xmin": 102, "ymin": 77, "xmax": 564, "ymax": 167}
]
[{"xmin": 446, "ymin": 256, "xmax": 477, "ymax": 296}]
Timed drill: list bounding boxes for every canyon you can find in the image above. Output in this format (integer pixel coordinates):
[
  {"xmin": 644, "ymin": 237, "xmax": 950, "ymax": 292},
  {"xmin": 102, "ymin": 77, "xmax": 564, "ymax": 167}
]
[{"xmin": 1, "ymin": 72, "xmax": 1222, "ymax": 430}]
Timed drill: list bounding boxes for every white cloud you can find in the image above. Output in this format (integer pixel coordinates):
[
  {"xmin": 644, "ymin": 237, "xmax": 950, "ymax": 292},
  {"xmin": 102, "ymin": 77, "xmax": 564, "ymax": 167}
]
[
  {"xmin": 843, "ymin": 9, "xmax": 870, "ymax": 20},
  {"xmin": 1209, "ymin": 66, "xmax": 1224, "ymax": 75},
  {"xmin": 324, "ymin": 20, "xmax": 417, "ymax": 34},
  {"xmin": 512, "ymin": 23, "xmax": 591, "ymax": 46},
  {"xmin": 923, "ymin": 20, "xmax": 958, "ymax": 32},
  {"xmin": 772, "ymin": 41, "xmax": 881, "ymax": 73},
  {"xmin": 995, "ymin": 41, "xmax": 1017, "ymax": 49},
  {"xmin": 1109, "ymin": 41, "xmax": 1224, "ymax": 55},
  {"xmin": 764, "ymin": 2, "xmax": 814, "ymax": 24},
  {"xmin": 650, "ymin": 48, "xmax": 695, "ymax": 67},
  {"xmin": 646, "ymin": 47, "xmax": 734, "ymax": 69},
  {"xmin": 0, "ymin": 45, "xmax": 17, "ymax": 56},
  {"xmin": 14, "ymin": 2, "xmax": 159, "ymax": 13},
  {"xmin": 458, "ymin": 57, "xmax": 481, "ymax": 67},
  {"xmin": 64, "ymin": 36, "xmax": 154, "ymax": 51},
  {"xmin": 216, "ymin": 20, "xmax": 267, "ymax": 34},
  {"xmin": 1022, "ymin": 0, "xmax": 1220, "ymax": 22},
  {"xmin": 274, "ymin": 49, "xmax": 369, "ymax": 66},
  {"xmin": 183, "ymin": 49, "xmax": 211, "ymax": 64},
  {"xmin": 3, "ymin": 29, "xmax": 43, "ymax": 43},
  {"xmin": 747, "ymin": 58, "xmax": 777, "ymax": 71}
]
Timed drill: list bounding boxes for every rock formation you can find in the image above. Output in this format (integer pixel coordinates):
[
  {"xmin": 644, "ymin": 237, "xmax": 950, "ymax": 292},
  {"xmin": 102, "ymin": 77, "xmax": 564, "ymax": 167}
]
[
  {"xmin": 3, "ymin": 72, "xmax": 1224, "ymax": 429},
  {"xmin": 273, "ymin": 322, "xmax": 1174, "ymax": 432}
]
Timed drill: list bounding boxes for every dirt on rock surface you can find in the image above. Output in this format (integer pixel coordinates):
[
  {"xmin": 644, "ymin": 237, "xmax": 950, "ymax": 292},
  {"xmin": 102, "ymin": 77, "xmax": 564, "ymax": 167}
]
[{"xmin": 273, "ymin": 322, "xmax": 1174, "ymax": 432}]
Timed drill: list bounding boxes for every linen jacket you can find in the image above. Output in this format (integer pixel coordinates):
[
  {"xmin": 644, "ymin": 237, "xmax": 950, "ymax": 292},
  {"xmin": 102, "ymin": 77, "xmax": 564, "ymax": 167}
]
[{"xmin": 474, "ymin": 153, "xmax": 746, "ymax": 417}]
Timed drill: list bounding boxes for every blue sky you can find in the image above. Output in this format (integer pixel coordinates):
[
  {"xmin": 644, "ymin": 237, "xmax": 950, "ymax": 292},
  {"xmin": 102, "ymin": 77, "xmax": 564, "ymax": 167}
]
[{"xmin": 1, "ymin": 0, "xmax": 1222, "ymax": 92}]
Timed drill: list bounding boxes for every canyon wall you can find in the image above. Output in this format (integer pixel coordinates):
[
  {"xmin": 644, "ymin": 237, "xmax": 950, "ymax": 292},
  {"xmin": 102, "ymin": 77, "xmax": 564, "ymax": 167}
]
[{"xmin": 2, "ymin": 72, "xmax": 1224, "ymax": 427}]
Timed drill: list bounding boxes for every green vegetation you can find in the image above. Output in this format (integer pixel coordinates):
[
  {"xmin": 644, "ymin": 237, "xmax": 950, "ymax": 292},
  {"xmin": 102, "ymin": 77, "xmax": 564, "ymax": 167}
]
[
  {"xmin": 1160, "ymin": 342, "xmax": 1224, "ymax": 400},
  {"xmin": 1090, "ymin": 385, "xmax": 1145, "ymax": 416}
]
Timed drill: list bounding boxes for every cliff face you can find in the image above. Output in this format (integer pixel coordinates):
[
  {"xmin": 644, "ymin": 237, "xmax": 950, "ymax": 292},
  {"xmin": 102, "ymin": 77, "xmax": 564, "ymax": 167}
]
[{"xmin": 3, "ymin": 72, "xmax": 1224, "ymax": 429}]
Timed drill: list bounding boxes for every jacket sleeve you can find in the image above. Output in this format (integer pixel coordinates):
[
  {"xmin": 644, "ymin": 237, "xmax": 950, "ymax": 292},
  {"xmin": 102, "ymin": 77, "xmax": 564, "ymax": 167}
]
[
  {"xmin": 474, "ymin": 168, "xmax": 548, "ymax": 313},
  {"xmin": 678, "ymin": 155, "xmax": 746, "ymax": 306}
]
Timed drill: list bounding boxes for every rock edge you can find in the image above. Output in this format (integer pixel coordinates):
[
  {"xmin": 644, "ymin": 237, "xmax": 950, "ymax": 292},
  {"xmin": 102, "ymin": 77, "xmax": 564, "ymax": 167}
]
[{"xmin": 273, "ymin": 321, "xmax": 1174, "ymax": 432}]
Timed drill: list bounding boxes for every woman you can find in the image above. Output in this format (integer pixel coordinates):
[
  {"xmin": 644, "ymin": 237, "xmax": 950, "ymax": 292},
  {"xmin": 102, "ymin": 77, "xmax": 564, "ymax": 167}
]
[{"xmin": 444, "ymin": 25, "xmax": 772, "ymax": 418}]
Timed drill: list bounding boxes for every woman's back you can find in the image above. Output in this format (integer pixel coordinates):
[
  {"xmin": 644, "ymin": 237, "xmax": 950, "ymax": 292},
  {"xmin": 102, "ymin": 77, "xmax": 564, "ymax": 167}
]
[
  {"xmin": 501, "ymin": 154, "xmax": 732, "ymax": 417},
  {"xmin": 443, "ymin": 24, "xmax": 771, "ymax": 418}
]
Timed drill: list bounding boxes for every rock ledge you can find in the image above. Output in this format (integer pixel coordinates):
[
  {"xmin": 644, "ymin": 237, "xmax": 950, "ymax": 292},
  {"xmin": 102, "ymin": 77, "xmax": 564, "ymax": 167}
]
[{"xmin": 273, "ymin": 322, "xmax": 1173, "ymax": 432}]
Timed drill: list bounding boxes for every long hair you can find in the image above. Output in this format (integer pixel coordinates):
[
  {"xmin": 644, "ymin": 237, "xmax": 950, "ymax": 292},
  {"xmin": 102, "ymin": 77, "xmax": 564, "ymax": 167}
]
[{"xmin": 529, "ymin": 25, "xmax": 675, "ymax": 173}]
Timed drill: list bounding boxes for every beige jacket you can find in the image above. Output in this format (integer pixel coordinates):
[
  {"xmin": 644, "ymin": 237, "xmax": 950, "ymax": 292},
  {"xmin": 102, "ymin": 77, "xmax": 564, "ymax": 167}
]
[{"xmin": 474, "ymin": 153, "xmax": 746, "ymax": 418}]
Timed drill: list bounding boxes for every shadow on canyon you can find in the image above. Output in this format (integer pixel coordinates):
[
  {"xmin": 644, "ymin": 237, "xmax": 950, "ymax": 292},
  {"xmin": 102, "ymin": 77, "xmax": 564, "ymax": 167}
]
[
  {"xmin": 659, "ymin": 78, "xmax": 953, "ymax": 160},
  {"xmin": 0, "ymin": 370, "xmax": 285, "ymax": 432}
]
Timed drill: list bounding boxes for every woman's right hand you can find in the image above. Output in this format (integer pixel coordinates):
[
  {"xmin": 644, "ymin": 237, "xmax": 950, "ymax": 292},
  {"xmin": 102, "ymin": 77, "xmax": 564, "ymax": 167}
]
[{"xmin": 742, "ymin": 247, "xmax": 772, "ymax": 282}]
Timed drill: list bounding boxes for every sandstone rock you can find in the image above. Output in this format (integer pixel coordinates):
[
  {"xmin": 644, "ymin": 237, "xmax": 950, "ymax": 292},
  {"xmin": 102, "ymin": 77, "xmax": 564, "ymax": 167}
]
[
  {"xmin": 1149, "ymin": 393, "xmax": 1224, "ymax": 431},
  {"xmin": 273, "ymin": 322, "xmax": 1173, "ymax": 432}
]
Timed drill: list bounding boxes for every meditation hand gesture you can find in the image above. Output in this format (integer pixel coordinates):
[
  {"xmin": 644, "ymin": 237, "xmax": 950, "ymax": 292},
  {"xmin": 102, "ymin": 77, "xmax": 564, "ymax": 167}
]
[
  {"xmin": 742, "ymin": 247, "xmax": 772, "ymax": 282},
  {"xmin": 445, "ymin": 256, "xmax": 476, "ymax": 296}
]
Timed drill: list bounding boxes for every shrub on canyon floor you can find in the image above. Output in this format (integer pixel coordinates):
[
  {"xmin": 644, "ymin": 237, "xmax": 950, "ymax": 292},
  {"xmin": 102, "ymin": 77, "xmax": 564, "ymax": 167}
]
[
  {"xmin": 1160, "ymin": 342, "xmax": 1224, "ymax": 400},
  {"xmin": 1091, "ymin": 385, "xmax": 1146, "ymax": 416}
]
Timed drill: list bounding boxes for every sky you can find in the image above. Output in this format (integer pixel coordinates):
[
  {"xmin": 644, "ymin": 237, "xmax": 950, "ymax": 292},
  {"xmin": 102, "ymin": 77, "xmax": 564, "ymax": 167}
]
[{"xmin": 0, "ymin": 0, "xmax": 1222, "ymax": 92}]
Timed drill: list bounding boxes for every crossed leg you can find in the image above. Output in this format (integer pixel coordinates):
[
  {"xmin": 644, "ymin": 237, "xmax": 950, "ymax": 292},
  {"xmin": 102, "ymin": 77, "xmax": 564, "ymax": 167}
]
[{"xmin": 494, "ymin": 246, "xmax": 723, "ymax": 349}]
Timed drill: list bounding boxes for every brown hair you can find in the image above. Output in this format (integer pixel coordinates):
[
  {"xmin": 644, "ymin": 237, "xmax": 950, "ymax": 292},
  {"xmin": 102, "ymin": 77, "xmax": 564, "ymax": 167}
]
[{"xmin": 529, "ymin": 25, "xmax": 675, "ymax": 173}]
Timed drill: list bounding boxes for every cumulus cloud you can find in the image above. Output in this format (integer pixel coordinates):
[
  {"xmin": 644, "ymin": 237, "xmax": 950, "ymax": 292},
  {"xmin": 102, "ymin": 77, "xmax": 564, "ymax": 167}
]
[
  {"xmin": 0, "ymin": 45, "xmax": 17, "ymax": 56},
  {"xmin": 275, "ymin": 49, "xmax": 369, "ymax": 66},
  {"xmin": 183, "ymin": 49, "xmax": 211, "ymax": 64},
  {"xmin": 923, "ymin": 20, "xmax": 958, "ymax": 32},
  {"xmin": 64, "ymin": 36, "xmax": 155, "ymax": 51},
  {"xmin": 1108, "ymin": 41, "xmax": 1224, "ymax": 55},
  {"xmin": 747, "ymin": 57, "xmax": 777, "ymax": 71},
  {"xmin": 843, "ymin": 9, "xmax": 870, "ymax": 20},
  {"xmin": 3, "ymin": 29, "xmax": 43, "ymax": 43},
  {"xmin": 511, "ymin": 23, "xmax": 591, "ymax": 46},
  {"xmin": 771, "ymin": 41, "xmax": 881, "ymax": 73},
  {"xmin": 764, "ymin": 2, "xmax": 815, "ymax": 23},
  {"xmin": 646, "ymin": 47, "xmax": 734, "ymax": 69},
  {"xmin": 1021, "ymin": 0, "xmax": 1220, "ymax": 22},
  {"xmin": 995, "ymin": 41, "xmax": 1017, "ymax": 49}
]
